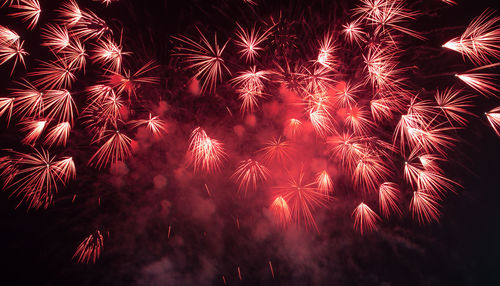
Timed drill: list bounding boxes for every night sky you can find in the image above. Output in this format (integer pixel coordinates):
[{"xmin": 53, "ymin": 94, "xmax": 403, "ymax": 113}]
[{"xmin": 0, "ymin": 0, "xmax": 499, "ymax": 285}]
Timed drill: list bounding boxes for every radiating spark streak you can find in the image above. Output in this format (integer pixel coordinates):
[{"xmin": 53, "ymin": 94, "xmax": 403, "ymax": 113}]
[
  {"xmin": 441, "ymin": 0, "xmax": 457, "ymax": 5},
  {"xmin": 352, "ymin": 202, "xmax": 379, "ymax": 235},
  {"xmin": 334, "ymin": 81, "xmax": 360, "ymax": 108},
  {"xmin": 204, "ymin": 183, "xmax": 211, "ymax": 196},
  {"xmin": 73, "ymin": 230, "xmax": 104, "ymax": 264},
  {"xmin": 370, "ymin": 97, "xmax": 393, "ymax": 121},
  {"xmin": 345, "ymin": 106, "xmax": 373, "ymax": 135},
  {"xmin": 9, "ymin": 0, "xmax": 41, "ymax": 30},
  {"xmin": 0, "ymin": 25, "xmax": 20, "ymax": 44},
  {"xmin": 173, "ymin": 27, "xmax": 230, "ymax": 94},
  {"xmin": 231, "ymin": 159, "xmax": 270, "ymax": 195},
  {"xmin": 93, "ymin": 0, "xmax": 118, "ymax": 6},
  {"xmin": 62, "ymin": 39, "xmax": 87, "ymax": 71},
  {"xmin": 70, "ymin": 8, "xmax": 110, "ymax": 40},
  {"xmin": 0, "ymin": 30, "xmax": 28, "ymax": 74},
  {"xmin": 309, "ymin": 107, "xmax": 334, "ymax": 137},
  {"xmin": 230, "ymin": 66, "xmax": 271, "ymax": 113},
  {"xmin": 410, "ymin": 191, "xmax": 441, "ymax": 224},
  {"xmin": 417, "ymin": 170, "xmax": 457, "ymax": 197},
  {"xmin": 353, "ymin": 154, "xmax": 391, "ymax": 192}
]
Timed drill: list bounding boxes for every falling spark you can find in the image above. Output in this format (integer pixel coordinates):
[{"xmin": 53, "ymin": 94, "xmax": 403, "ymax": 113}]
[{"xmin": 269, "ymin": 260, "xmax": 275, "ymax": 279}]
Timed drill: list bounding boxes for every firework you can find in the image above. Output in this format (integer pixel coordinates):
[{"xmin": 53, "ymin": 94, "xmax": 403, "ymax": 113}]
[
  {"xmin": 230, "ymin": 66, "xmax": 271, "ymax": 113},
  {"xmin": 92, "ymin": 36, "xmax": 128, "ymax": 72},
  {"xmin": 105, "ymin": 60, "xmax": 159, "ymax": 97},
  {"xmin": 315, "ymin": 170, "xmax": 334, "ymax": 198},
  {"xmin": 42, "ymin": 89, "xmax": 77, "ymax": 124},
  {"xmin": 315, "ymin": 31, "xmax": 337, "ymax": 70},
  {"xmin": 274, "ymin": 171, "xmax": 328, "ymax": 231},
  {"xmin": 0, "ymin": 26, "xmax": 27, "ymax": 74},
  {"xmin": 258, "ymin": 136, "xmax": 291, "ymax": 165},
  {"xmin": 7, "ymin": 149, "xmax": 65, "ymax": 210},
  {"xmin": 188, "ymin": 127, "xmax": 227, "ymax": 173},
  {"xmin": 486, "ymin": 106, "xmax": 500, "ymax": 135},
  {"xmin": 234, "ymin": 23, "xmax": 273, "ymax": 63},
  {"xmin": 456, "ymin": 67, "xmax": 500, "ymax": 97},
  {"xmin": 41, "ymin": 24, "xmax": 70, "ymax": 52},
  {"xmin": 73, "ymin": 230, "xmax": 104, "ymax": 264},
  {"xmin": 410, "ymin": 191, "xmax": 441, "ymax": 224},
  {"xmin": 173, "ymin": 27, "xmax": 230, "ymax": 94},
  {"xmin": 61, "ymin": 38, "xmax": 87, "ymax": 71},
  {"xmin": 88, "ymin": 130, "xmax": 132, "ymax": 169},
  {"xmin": 269, "ymin": 196, "xmax": 292, "ymax": 228},
  {"xmin": 11, "ymin": 80, "xmax": 43, "ymax": 119},
  {"xmin": 231, "ymin": 159, "xmax": 270, "ymax": 195},
  {"xmin": 0, "ymin": 97, "xmax": 14, "ymax": 125},
  {"xmin": 44, "ymin": 122, "xmax": 72, "ymax": 147},
  {"xmin": 378, "ymin": 182, "xmax": 402, "ymax": 217},
  {"xmin": 130, "ymin": 113, "xmax": 167, "ymax": 138},
  {"xmin": 30, "ymin": 59, "xmax": 76, "ymax": 89},
  {"xmin": 434, "ymin": 87, "xmax": 474, "ymax": 126},
  {"xmin": 352, "ymin": 202, "xmax": 379, "ymax": 235},
  {"xmin": 20, "ymin": 120, "xmax": 46, "ymax": 145},
  {"xmin": 0, "ymin": 0, "xmax": 497, "ymax": 273},
  {"xmin": 9, "ymin": 0, "xmax": 41, "ymax": 30},
  {"xmin": 443, "ymin": 9, "xmax": 500, "ymax": 65}
]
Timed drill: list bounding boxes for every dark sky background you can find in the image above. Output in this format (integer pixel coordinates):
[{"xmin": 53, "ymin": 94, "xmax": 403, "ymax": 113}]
[{"xmin": 0, "ymin": 0, "xmax": 499, "ymax": 285}]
